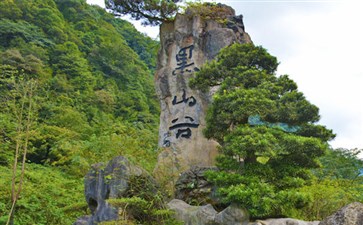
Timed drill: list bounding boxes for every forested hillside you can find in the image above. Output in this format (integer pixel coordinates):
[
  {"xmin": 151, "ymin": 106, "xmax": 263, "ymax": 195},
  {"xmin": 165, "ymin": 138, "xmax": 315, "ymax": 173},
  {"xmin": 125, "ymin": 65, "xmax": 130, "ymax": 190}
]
[{"xmin": 0, "ymin": 0, "xmax": 160, "ymax": 223}]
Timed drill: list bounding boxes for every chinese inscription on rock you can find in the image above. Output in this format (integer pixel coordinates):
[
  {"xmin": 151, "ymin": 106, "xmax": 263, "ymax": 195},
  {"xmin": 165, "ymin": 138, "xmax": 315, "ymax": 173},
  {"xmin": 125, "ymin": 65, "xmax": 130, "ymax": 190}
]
[
  {"xmin": 163, "ymin": 45, "xmax": 200, "ymax": 147},
  {"xmin": 172, "ymin": 45, "xmax": 200, "ymax": 76}
]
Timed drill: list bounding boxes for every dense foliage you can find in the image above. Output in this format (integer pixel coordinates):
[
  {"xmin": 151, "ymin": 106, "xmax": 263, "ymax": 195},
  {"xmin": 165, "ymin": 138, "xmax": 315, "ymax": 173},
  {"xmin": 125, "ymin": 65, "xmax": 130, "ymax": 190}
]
[
  {"xmin": 191, "ymin": 43, "xmax": 362, "ymax": 219},
  {"xmin": 0, "ymin": 0, "xmax": 161, "ymax": 224},
  {"xmin": 294, "ymin": 148, "xmax": 363, "ymax": 220},
  {"xmin": 0, "ymin": 164, "xmax": 86, "ymax": 224}
]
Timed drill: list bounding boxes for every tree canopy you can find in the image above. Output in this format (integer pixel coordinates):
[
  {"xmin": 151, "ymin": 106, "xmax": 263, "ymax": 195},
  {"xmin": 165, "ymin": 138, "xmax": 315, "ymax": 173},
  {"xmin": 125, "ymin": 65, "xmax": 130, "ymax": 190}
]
[
  {"xmin": 191, "ymin": 43, "xmax": 337, "ymax": 218},
  {"xmin": 106, "ymin": 0, "xmax": 181, "ymax": 26}
]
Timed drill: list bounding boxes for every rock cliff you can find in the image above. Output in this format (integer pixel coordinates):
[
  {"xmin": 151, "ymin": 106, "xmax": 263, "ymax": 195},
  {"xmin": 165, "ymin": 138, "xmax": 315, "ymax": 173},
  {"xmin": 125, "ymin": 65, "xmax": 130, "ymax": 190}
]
[{"xmin": 154, "ymin": 4, "xmax": 252, "ymax": 185}]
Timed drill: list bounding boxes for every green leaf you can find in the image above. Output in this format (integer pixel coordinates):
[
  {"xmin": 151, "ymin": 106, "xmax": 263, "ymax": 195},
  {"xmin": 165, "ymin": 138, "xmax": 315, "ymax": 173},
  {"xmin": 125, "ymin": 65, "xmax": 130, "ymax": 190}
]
[{"xmin": 256, "ymin": 156, "xmax": 270, "ymax": 164}]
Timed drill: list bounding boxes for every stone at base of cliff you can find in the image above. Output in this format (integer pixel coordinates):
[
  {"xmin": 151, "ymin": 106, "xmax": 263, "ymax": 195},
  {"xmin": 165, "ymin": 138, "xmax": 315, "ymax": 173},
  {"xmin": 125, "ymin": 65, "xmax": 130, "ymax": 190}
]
[
  {"xmin": 251, "ymin": 219, "xmax": 319, "ymax": 225},
  {"xmin": 318, "ymin": 202, "xmax": 363, "ymax": 225},
  {"xmin": 167, "ymin": 199, "xmax": 249, "ymax": 225},
  {"xmin": 74, "ymin": 156, "xmax": 159, "ymax": 225}
]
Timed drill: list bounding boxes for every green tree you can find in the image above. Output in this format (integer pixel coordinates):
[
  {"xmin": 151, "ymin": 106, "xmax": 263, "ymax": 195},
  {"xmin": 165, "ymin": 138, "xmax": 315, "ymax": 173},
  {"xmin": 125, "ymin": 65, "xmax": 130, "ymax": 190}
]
[
  {"xmin": 0, "ymin": 0, "xmax": 22, "ymax": 20},
  {"xmin": 106, "ymin": 0, "xmax": 181, "ymax": 26},
  {"xmin": 191, "ymin": 43, "xmax": 335, "ymax": 218},
  {"xmin": 0, "ymin": 65, "xmax": 38, "ymax": 225},
  {"xmin": 50, "ymin": 41, "xmax": 96, "ymax": 97},
  {"xmin": 285, "ymin": 148, "xmax": 363, "ymax": 220},
  {"xmin": 111, "ymin": 19, "xmax": 159, "ymax": 70},
  {"xmin": 315, "ymin": 148, "xmax": 363, "ymax": 180},
  {"xmin": 0, "ymin": 19, "xmax": 53, "ymax": 48},
  {"xmin": 0, "ymin": 49, "xmax": 47, "ymax": 79}
]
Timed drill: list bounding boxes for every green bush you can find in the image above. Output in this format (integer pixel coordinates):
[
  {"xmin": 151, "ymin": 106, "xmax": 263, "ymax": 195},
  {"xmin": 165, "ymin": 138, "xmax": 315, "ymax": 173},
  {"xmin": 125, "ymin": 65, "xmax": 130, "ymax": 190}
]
[
  {"xmin": 0, "ymin": 164, "xmax": 86, "ymax": 225},
  {"xmin": 104, "ymin": 174, "xmax": 183, "ymax": 225},
  {"xmin": 294, "ymin": 179, "xmax": 363, "ymax": 220}
]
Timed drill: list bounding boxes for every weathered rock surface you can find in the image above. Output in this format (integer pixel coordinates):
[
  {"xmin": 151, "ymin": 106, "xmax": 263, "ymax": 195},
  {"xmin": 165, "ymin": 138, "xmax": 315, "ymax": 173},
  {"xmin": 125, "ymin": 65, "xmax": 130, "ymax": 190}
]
[
  {"xmin": 319, "ymin": 202, "xmax": 363, "ymax": 225},
  {"xmin": 73, "ymin": 216, "xmax": 91, "ymax": 225},
  {"xmin": 74, "ymin": 156, "xmax": 158, "ymax": 225},
  {"xmin": 175, "ymin": 166, "xmax": 218, "ymax": 206},
  {"xmin": 168, "ymin": 199, "xmax": 249, "ymax": 225},
  {"xmin": 154, "ymin": 3, "xmax": 252, "ymax": 187},
  {"xmin": 251, "ymin": 219, "xmax": 319, "ymax": 225},
  {"xmin": 216, "ymin": 204, "xmax": 250, "ymax": 225}
]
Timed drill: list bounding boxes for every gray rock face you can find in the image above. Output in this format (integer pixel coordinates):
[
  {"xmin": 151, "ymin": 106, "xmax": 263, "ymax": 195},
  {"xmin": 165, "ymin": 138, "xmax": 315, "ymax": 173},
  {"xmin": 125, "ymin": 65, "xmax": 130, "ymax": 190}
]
[
  {"xmin": 175, "ymin": 166, "xmax": 218, "ymax": 206},
  {"xmin": 251, "ymin": 219, "xmax": 319, "ymax": 225},
  {"xmin": 319, "ymin": 202, "xmax": 363, "ymax": 225},
  {"xmin": 215, "ymin": 204, "xmax": 249, "ymax": 225},
  {"xmin": 154, "ymin": 3, "xmax": 252, "ymax": 186},
  {"xmin": 73, "ymin": 216, "xmax": 91, "ymax": 225},
  {"xmin": 168, "ymin": 199, "xmax": 249, "ymax": 225},
  {"xmin": 74, "ymin": 156, "xmax": 158, "ymax": 225}
]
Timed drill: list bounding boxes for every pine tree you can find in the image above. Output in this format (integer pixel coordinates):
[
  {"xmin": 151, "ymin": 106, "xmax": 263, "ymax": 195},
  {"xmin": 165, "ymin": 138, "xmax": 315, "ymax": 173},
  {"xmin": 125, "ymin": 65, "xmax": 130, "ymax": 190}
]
[{"xmin": 190, "ymin": 43, "xmax": 335, "ymax": 218}]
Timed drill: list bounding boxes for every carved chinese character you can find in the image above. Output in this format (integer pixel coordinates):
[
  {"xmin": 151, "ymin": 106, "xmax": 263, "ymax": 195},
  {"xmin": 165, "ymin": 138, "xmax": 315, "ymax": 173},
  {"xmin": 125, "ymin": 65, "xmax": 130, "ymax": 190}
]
[
  {"xmin": 175, "ymin": 128, "xmax": 192, "ymax": 139},
  {"xmin": 172, "ymin": 89, "xmax": 196, "ymax": 107},
  {"xmin": 172, "ymin": 45, "xmax": 200, "ymax": 75},
  {"xmin": 169, "ymin": 116, "xmax": 199, "ymax": 139}
]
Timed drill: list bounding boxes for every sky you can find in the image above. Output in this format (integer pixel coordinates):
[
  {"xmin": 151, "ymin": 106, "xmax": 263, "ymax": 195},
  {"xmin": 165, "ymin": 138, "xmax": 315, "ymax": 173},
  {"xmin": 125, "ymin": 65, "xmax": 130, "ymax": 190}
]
[{"xmin": 87, "ymin": 0, "xmax": 363, "ymax": 156}]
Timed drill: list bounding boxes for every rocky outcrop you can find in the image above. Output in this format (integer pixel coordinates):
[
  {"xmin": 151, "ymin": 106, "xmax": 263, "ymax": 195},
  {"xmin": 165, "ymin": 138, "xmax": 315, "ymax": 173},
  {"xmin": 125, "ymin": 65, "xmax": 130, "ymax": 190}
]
[
  {"xmin": 250, "ymin": 202, "xmax": 363, "ymax": 225},
  {"xmin": 319, "ymin": 202, "xmax": 363, "ymax": 225},
  {"xmin": 154, "ymin": 3, "xmax": 252, "ymax": 187},
  {"xmin": 168, "ymin": 199, "xmax": 249, "ymax": 225},
  {"xmin": 74, "ymin": 156, "xmax": 159, "ymax": 225},
  {"xmin": 215, "ymin": 204, "xmax": 250, "ymax": 225},
  {"xmin": 175, "ymin": 166, "xmax": 218, "ymax": 206},
  {"xmin": 251, "ymin": 219, "xmax": 319, "ymax": 225}
]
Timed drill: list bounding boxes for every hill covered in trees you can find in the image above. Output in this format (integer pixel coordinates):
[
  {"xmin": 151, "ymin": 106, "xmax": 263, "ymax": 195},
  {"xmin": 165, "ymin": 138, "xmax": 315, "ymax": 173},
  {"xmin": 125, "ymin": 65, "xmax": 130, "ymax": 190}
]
[{"xmin": 0, "ymin": 0, "xmax": 161, "ymax": 223}]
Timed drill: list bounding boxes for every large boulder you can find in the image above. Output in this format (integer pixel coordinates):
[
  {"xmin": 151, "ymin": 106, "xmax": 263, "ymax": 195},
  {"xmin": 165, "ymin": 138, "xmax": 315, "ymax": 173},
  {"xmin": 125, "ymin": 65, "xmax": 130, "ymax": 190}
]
[
  {"xmin": 154, "ymin": 3, "xmax": 252, "ymax": 186},
  {"xmin": 168, "ymin": 199, "xmax": 217, "ymax": 225},
  {"xmin": 215, "ymin": 204, "xmax": 250, "ymax": 225},
  {"xmin": 318, "ymin": 202, "xmax": 363, "ymax": 225},
  {"xmin": 74, "ymin": 156, "xmax": 159, "ymax": 225},
  {"xmin": 168, "ymin": 199, "xmax": 249, "ymax": 225}
]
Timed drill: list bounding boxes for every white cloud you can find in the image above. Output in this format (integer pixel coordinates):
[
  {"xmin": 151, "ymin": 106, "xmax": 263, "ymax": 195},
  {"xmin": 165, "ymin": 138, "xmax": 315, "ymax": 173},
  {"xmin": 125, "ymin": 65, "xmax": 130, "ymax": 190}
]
[
  {"xmin": 87, "ymin": 0, "xmax": 105, "ymax": 8},
  {"xmin": 271, "ymin": 2, "xmax": 363, "ymax": 151}
]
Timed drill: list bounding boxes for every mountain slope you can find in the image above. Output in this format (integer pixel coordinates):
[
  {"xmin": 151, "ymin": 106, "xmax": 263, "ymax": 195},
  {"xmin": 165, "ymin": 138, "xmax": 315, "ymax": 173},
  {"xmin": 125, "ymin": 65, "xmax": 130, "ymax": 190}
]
[{"xmin": 0, "ymin": 0, "xmax": 160, "ymax": 223}]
